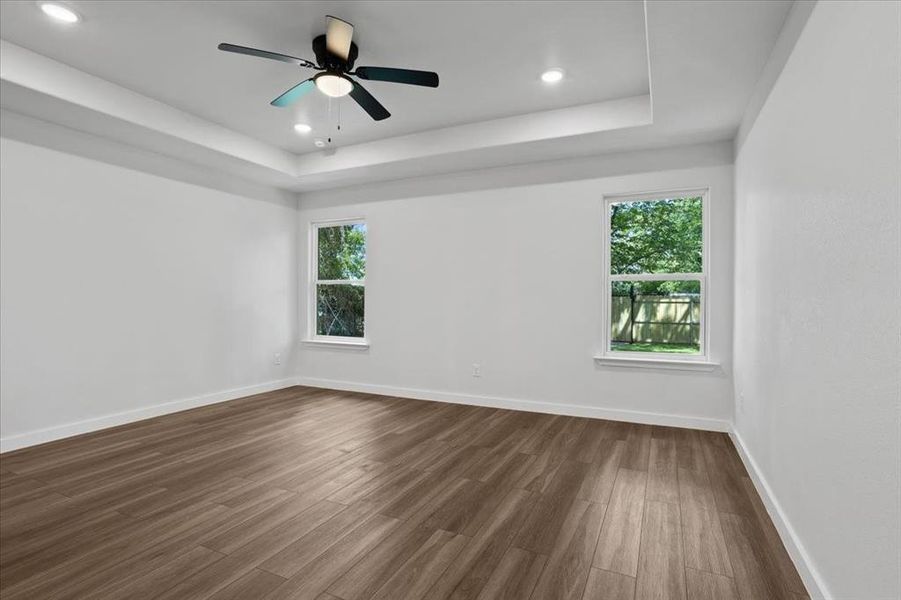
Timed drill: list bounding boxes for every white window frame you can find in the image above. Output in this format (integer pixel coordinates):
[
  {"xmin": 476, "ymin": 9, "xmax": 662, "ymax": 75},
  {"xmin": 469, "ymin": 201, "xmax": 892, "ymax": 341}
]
[
  {"xmin": 305, "ymin": 218, "xmax": 369, "ymax": 348},
  {"xmin": 597, "ymin": 188, "xmax": 717, "ymax": 370}
]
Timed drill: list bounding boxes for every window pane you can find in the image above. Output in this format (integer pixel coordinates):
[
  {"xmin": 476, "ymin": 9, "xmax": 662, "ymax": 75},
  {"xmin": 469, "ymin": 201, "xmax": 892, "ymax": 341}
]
[
  {"xmin": 610, "ymin": 197, "xmax": 702, "ymax": 275},
  {"xmin": 610, "ymin": 280, "xmax": 701, "ymax": 354},
  {"xmin": 317, "ymin": 284, "xmax": 364, "ymax": 337},
  {"xmin": 318, "ymin": 223, "xmax": 366, "ymax": 280}
]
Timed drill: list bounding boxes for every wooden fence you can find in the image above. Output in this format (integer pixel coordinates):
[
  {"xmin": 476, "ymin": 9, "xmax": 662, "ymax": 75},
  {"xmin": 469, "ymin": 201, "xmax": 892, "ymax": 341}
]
[{"xmin": 611, "ymin": 294, "xmax": 701, "ymax": 344}]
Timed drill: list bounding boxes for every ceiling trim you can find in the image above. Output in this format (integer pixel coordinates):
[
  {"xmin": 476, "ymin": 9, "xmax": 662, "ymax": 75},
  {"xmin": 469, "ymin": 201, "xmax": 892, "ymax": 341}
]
[
  {"xmin": 0, "ymin": 108, "xmax": 297, "ymax": 205},
  {"xmin": 298, "ymin": 139, "xmax": 733, "ymax": 208},
  {"xmin": 294, "ymin": 94, "xmax": 653, "ymax": 177},
  {"xmin": 734, "ymin": 0, "xmax": 817, "ymax": 155},
  {"xmin": 0, "ymin": 40, "xmax": 298, "ymax": 177}
]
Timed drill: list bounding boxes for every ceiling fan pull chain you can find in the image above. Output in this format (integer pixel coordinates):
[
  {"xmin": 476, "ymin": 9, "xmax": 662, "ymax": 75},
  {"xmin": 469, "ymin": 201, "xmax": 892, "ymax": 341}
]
[{"xmin": 327, "ymin": 96, "xmax": 334, "ymax": 144}]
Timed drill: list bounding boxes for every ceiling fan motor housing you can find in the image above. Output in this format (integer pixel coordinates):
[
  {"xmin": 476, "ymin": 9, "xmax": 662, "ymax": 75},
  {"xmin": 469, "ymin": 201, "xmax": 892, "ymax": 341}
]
[{"xmin": 313, "ymin": 35, "xmax": 359, "ymax": 71}]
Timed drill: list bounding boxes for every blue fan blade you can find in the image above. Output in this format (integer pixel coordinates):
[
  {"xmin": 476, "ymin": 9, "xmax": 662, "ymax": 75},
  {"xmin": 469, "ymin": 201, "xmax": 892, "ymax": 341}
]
[{"xmin": 271, "ymin": 79, "xmax": 315, "ymax": 107}]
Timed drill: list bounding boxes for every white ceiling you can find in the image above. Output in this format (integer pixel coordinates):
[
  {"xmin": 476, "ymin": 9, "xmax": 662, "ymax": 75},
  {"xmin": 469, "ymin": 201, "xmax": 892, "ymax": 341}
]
[
  {"xmin": 0, "ymin": 1, "xmax": 650, "ymax": 152},
  {"xmin": 0, "ymin": 1, "xmax": 794, "ymax": 191}
]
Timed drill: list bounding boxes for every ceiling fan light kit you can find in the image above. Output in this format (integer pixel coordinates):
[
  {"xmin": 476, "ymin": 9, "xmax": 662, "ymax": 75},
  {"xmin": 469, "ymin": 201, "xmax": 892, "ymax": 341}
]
[
  {"xmin": 314, "ymin": 72, "xmax": 353, "ymax": 98},
  {"xmin": 218, "ymin": 15, "xmax": 439, "ymax": 122}
]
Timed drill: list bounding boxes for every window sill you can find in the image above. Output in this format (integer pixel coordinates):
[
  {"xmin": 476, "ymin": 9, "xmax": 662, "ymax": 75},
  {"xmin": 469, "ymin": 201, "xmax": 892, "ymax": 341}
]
[
  {"xmin": 594, "ymin": 355, "xmax": 720, "ymax": 372},
  {"xmin": 302, "ymin": 338, "xmax": 370, "ymax": 350}
]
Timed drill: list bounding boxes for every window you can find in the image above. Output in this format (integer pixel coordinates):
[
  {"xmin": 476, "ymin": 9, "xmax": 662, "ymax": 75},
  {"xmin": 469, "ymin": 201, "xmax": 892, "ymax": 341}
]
[
  {"xmin": 310, "ymin": 219, "xmax": 366, "ymax": 343},
  {"xmin": 602, "ymin": 190, "xmax": 708, "ymax": 361}
]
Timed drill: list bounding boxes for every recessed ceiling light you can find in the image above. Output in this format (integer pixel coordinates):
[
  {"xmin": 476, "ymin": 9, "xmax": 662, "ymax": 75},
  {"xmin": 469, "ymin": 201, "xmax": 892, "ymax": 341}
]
[
  {"xmin": 313, "ymin": 139, "xmax": 326, "ymax": 148},
  {"xmin": 293, "ymin": 123, "xmax": 312, "ymax": 134},
  {"xmin": 540, "ymin": 68, "xmax": 565, "ymax": 84},
  {"xmin": 40, "ymin": 3, "xmax": 80, "ymax": 23}
]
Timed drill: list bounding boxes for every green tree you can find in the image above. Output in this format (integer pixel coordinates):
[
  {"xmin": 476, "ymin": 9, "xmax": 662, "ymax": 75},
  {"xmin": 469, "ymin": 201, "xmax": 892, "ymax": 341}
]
[
  {"xmin": 610, "ymin": 197, "xmax": 702, "ymax": 295},
  {"xmin": 318, "ymin": 224, "xmax": 366, "ymax": 280},
  {"xmin": 317, "ymin": 224, "xmax": 366, "ymax": 337}
]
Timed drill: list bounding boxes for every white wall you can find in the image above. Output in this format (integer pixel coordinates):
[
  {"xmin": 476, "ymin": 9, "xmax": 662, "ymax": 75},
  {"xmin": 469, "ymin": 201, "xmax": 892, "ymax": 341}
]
[
  {"xmin": 296, "ymin": 160, "xmax": 735, "ymax": 428},
  {"xmin": 0, "ymin": 137, "xmax": 298, "ymax": 450},
  {"xmin": 733, "ymin": 2, "xmax": 901, "ymax": 599}
]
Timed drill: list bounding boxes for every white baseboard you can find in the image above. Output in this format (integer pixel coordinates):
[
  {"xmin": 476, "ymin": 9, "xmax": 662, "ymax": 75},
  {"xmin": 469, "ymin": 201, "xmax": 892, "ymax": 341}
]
[
  {"xmin": 729, "ymin": 429, "xmax": 830, "ymax": 600},
  {"xmin": 293, "ymin": 376, "xmax": 731, "ymax": 432},
  {"xmin": 0, "ymin": 378, "xmax": 297, "ymax": 453}
]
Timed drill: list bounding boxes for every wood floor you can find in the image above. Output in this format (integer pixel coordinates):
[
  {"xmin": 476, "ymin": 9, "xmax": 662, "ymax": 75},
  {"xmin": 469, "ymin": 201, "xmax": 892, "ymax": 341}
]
[{"xmin": 0, "ymin": 386, "xmax": 807, "ymax": 600}]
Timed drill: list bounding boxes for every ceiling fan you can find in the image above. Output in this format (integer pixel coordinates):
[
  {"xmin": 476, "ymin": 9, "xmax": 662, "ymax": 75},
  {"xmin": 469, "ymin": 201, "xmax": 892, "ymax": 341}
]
[{"xmin": 218, "ymin": 15, "xmax": 439, "ymax": 121}]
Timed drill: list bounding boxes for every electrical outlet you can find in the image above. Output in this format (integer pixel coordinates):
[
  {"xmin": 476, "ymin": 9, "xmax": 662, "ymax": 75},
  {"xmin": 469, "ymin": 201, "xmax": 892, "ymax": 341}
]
[
  {"xmin": 737, "ymin": 392, "xmax": 745, "ymax": 413},
  {"xmin": 472, "ymin": 363, "xmax": 481, "ymax": 378},
  {"xmin": 274, "ymin": 352, "xmax": 282, "ymax": 366}
]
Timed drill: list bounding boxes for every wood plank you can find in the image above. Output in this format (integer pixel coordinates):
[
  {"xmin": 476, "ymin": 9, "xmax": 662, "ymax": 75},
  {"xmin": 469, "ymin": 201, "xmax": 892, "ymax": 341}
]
[
  {"xmin": 223, "ymin": 499, "xmax": 348, "ymax": 568},
  {"xmin": 619, "ymin": 425, "xmax": 652, "ymax": 471},
  {"xmin": 698, "ymin": 434, "xmax": 754, "ymax": 516},
  {"xmin": 676, "ymin": 468, "xmax": 716, "ymax": 513},
  {"xmin": 519, "ymin": 415, "xmax": 566, "ymax": 455},
  {"xmin": 150, "ymin": 555, "xmax": 252, "ymax": 600},
  {"xmin": 572, "ymin": 421, "xmax": 610, "ymax": 464},
  {"xmin": 529, "ymin": 499, "xmax": 606, "ymax": 600},
  {"xmin": 476, "ymin": 547, "xmax": 546, "ymax": 600},
  {"xmin": 594, "ymin": 469, "xmax": 647, "ymax": 577},
  {"xmin": 684, "ymin": 568, "xmax": 738, "ymax": 600},
  {"xmin": 577, "ymin": 440, "xmax": 625, "ymax": 504},
  {"xmin": 1, "ymin": 509, "xmax": 138, "ymax": 587},
  {"xmin": 540, "ymin": 459, "xmax": 594, "ymax": 499},
  {"xmin": 426, "ymin": 487, "xmax": 536, "ymax": 600},
  {"xmin": 517, "ymin": 451, "xmax": 566, "ymax": 493},
  {"xmin": 646, "ymin": 438, "xmax": 679, "ymax": 504},
  {"xmin": 2, "ymin": 504, "xmax": 130, "ymax": 566},
  {"xmin": 514, "ymin": 494, "xmax": 580, "ymax": 555},
  {"xmin": 421, "ymin": 478, "xmax": 510, "ymax": 537},
  {"xmin": 583, "ymin": 568, "xmax": 636, "ymax": 600},
  {"xmin": 263, "ymin": 513, "xmax": 400, "ymax": 600},
  {"xmin": 326, "ymin": 517, "xmax": 438, "ymax": 600},
  {"xmin": 634, "ymin": 500, "xmax": 686, "ymax": 600},
  {"xmin": 208, "ymin": 569, "xmax": 286, "ymax": 600},
  {"xmin": 673, "ymin": 429, "xmax": 705, "ymax": 472},
  {"xmin": 680, "ymin": 502, "xmax": 733, "ymax": 577},
  {"xmin": 379, "ymin": 471, "xmax": 468, "ymax": 520},
  {"xmin": 369, "ymin": 529, "xmax": 468, "ymax": 600},
  {"xmin": 3, "ymin": 503, "xmax": 235, "ymax": 600},
  {"xmin": 91, "ymin": 544, "xmax": 225, "ymax": 600},
  {"xmin": 720, "ymin": 511, "xmax": 797, "ymax": 600},
  {"xmin": 546, "ymin": 417, "xmax": 589, "ymax": 460},
  {"xmin": 257, "ymin": 501, "xmax": 379, "ymax": 579},
  {"xmin": 740, "ymin": 477, "xmax": 808, "ymax": 595},
  {"xmin": 483, "ymin": 452, "xmax": 538, "ymax": 491},
  {"xmin": 201, "ymin": 490, "xmax": 322, "ymax": 554}
]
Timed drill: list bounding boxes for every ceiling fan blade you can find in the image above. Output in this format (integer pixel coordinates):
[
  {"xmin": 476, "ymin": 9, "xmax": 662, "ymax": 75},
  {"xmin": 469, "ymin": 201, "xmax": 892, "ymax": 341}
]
[
  {"xmin": 218, "ymin": 43, "xmax": 316, "ymax": 69},
  {"xmin": 325, "ymin": 15, "xmax": 354, "ymax": 61},
  {"xmin": 270, "ymin": 79, "xmax": 315, "ymax": 107},
  {"xmin": 355, "ymin": 67, "xmax": 439, "ymax": 88},
  {"xmin": 349, "ymin": 80, "xmax": 390, "ymax": 121}
]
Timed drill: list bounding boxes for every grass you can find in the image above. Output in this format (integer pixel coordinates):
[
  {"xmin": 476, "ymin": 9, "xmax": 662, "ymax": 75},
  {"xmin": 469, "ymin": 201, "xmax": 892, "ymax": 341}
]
[{"xmin": 610, "ymin": 341, "xmax": 700, "ymax": 354}]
